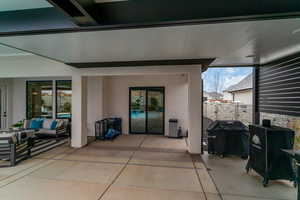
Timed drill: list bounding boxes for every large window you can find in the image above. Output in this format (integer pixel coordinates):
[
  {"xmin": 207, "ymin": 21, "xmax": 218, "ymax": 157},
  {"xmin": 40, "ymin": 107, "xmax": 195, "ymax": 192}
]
[
  {"xmin": 27, "ymin": 81, "xmax": 53, "ymax": 119},
  {"xmin": 26, "ymin": 80, "xmax": 72, "ymax": 119},
  {"xmin": 56, "ymin": 80, "xmax": 72, "ymax": 119}
]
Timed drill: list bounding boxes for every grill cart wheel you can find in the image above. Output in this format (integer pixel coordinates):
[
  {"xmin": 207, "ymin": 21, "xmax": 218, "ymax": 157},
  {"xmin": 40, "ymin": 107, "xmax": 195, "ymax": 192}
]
[{"xmin": 263, "ymin": 178, "xmax": 269, "ymax": 187}]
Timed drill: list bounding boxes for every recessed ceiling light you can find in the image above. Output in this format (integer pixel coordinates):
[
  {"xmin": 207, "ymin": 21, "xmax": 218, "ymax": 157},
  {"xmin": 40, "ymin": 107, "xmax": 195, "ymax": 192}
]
[{"xmin": 292, "ymin": 29, "xmax": 300, "ymax": 35}]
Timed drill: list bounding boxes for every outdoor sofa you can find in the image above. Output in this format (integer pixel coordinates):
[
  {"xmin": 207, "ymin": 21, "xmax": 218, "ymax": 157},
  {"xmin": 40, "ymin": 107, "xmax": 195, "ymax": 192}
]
[{"xmin": 23, "ymin": 118, "xmax": 69, "ymax": 139}]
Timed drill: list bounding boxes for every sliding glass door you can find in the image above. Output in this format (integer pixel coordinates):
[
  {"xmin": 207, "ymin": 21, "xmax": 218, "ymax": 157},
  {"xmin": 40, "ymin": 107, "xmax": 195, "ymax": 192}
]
[
  {"xmin": 130, "ymin": 88, "xmax": 147, "ymax": 133},
  {"xmin": 129, "ymin": 87, "xmax": 165, "ymax": 135},
  {"xmin": 147, "ymin": 88, "xmax": 164, "ymax": 133}
]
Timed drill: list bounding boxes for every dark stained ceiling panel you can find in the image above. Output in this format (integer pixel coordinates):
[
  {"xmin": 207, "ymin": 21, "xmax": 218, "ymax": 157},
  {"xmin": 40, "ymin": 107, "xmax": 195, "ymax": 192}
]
[
  {"xmin": 67, "ymin": 58, "xmax": 215, "ymax": 68},
  {"xmin": 1, "ymin": 0, "xmax": 300, "ymax": 31},
  {"xmin": 49, "ymin": 0, "xmax": 85, "ymax": 17},
  {"xmin": 0, "ymin": 8, "xmax": 76, "ymax": 33},
  {"xmin": 0, "ymin": 0, "xmax": 52, "ymax": 12},
  {"xmin": 47, "ymin": 0, "xmax": 99, "ymax": 26},
  {"xmin": 94, "ymin": 0, "xmax": 300, "ymax": 25}
]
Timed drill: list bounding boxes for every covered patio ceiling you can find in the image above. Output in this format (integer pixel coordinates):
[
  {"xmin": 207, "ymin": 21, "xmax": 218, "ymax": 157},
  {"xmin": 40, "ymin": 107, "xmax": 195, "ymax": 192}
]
[
  {"xmin": 0, "ymin": 18, "xmax": 300, "ymax": 67},
  {"xmin": 0, "ymin": 0, "xmax": 300, "ymax": 67},
  {"xmin": 0, "ymin": 44, "xmax": 32, "ymax": 57}
]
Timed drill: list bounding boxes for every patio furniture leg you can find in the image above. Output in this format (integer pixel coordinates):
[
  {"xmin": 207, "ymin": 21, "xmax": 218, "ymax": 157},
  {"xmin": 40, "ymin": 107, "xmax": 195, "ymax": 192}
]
[
  {"xmin": 27, "ymin": 137, "xmax": 35, "ymax": 157},
  {"xmin": 10, "ymin": 144, "xmax": 16, "ymax": 167},
  {"xmin": 245, "ymin": 161, "xmax": 251, "ymax": 173},
  {"xmin": 297, "ymin": 163, "xmax": 300, "ymax": 200},
  {"xmin": 27, "ymin": 147, "xmax": 31, "ymax": 157},
  {"xmin": 263, "ymin": 177, "xmax": 269, "ymax": 187}
]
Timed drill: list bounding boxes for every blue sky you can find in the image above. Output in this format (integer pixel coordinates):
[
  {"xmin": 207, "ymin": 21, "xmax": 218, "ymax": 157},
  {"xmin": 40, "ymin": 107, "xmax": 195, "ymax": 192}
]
[{"xmin": 202, "ymin": 67, "xmax": 252, "ymax": 93}]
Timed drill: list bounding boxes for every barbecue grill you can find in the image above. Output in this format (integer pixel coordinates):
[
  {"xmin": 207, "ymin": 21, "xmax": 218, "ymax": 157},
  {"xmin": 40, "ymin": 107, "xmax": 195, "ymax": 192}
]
[{"xmin": 207, "ymin": 120, "xmax": 249, "ymax": 158}]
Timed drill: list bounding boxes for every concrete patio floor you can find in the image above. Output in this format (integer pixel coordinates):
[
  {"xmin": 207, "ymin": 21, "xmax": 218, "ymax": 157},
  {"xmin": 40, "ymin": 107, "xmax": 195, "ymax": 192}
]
[
  {"xmin": 0, "ymin": 135, "xmax": 220, "ymax": 200},
  {"xmin": 202, "ymin": 153, "xmax": 297, "ymax": 200},
  {"xmin": 0, "ymin": 135, "xmax": 296, "ymax": 200}
]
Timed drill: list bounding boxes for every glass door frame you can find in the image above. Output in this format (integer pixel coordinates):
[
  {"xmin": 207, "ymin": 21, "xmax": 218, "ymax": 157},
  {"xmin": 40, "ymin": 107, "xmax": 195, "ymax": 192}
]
[
  {"xmin": 26, "ymin": 80, "xmax": 54, "ymax": 119},
  {"xmin": 0, "ymin": 85, "xmax": 8, "ymax": 130},
  {"xmin": 129, "ymin": 87, "xmax": 165, "ymax": 135}
]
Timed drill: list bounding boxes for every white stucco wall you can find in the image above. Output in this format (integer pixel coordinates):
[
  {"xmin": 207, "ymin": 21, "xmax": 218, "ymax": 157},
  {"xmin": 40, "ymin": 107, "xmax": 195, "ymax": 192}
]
[
  {"xmin": 0, "ymin": 54, "xmax": 202, "ymax": 153},
  {"xmin": 87, "ymin": 76, "xmax": 104, "ymax": 136},
  {"xmin": 8, "ymin": 74, "xmax": 189, "ymax": 138},
  {"xmin": 187, "ymin": 69, "xmax": 202, "ymax": 154},
  {"xmin": 0, "ymin": 79, "xmax": 13, "ymax": 128},
  {"xmin": 72, "ymin": 75, "xmax": 88, "ymax": 148},
  {"xmin": 102, "ymin": 74, "xmax": 189, "ymax": 136}
]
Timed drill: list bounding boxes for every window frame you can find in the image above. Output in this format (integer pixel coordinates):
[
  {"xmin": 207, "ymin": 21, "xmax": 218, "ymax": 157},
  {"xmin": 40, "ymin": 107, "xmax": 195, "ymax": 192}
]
[
  {"xmin": 26, "ymin": 80, "xmax": 54, "ymax": 119},
  {"xmin": 26, "ymin": 80, "xmax": 72, "ymax": 119},
  {"xmin": 55, "ymin": 80, "xmax": 72, "ymax": 119}
]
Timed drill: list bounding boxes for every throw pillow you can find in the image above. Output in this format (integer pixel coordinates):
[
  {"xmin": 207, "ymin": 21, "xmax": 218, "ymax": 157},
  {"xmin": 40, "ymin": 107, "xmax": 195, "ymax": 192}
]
[
  {"xmin": 51, "ymin": 121, "xmax": 58, "ymax": 130},
  {"xmin": 35, "ymin": 118, "xmax": 44, "ymax": 128},
  {"xmin": 43, "ymin": 119, "xmax": 53, "ymax": 129},
  {"xmin": 56, "ymin": 120, "xmax": 64, "ymax": 129},
  {"xmin": 30, "ymin": 120, "xmax": 42, "ymax": 130}
]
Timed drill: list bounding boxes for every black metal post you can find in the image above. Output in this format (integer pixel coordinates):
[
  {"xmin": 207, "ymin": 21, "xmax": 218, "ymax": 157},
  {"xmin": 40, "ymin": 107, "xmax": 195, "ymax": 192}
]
[
  {"xmin": 10, "ymin": 144, "xmax": 16, "ymax": 167},
  {"xmin": 252, "ymin": 66, "xmax": 260, "ymax": 125},
  {"xmin": 201, "ymin": 79, "xmax": 204, "ymax": 154},
  {"xmin": 297, "ymin": 163, "xmax": 300, "ymax": 200}
]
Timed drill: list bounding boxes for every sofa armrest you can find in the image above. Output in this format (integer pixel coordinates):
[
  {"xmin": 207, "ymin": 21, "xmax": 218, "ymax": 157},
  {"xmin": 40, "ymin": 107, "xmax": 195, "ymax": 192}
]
[{"xmin": 56, "ymin": 122, "xmax": 67, "ymax": 135}]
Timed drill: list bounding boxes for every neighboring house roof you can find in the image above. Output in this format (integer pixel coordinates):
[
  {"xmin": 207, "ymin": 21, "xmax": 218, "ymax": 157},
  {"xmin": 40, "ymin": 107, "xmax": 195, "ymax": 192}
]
[
  {"xmin": 224, "ymin": 73, "xmax": 253, "ymax": 92},
  {"xmin": 203, "ymin": 91, "xmax": 223, "ymax": 99}
]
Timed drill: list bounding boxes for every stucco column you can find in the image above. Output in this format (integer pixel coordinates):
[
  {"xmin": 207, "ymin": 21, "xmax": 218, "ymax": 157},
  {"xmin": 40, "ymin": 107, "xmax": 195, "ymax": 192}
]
[
  {"xmin": 87, "ymin": 76, "xmax": 104, "ymax": 136},
  {"xmin": 71, "ymin": 75, "xmax": 88, "ymax": 148},
  {"xmin": 187, "ymin": 68, "xmax": 202, "ymax": 154}
]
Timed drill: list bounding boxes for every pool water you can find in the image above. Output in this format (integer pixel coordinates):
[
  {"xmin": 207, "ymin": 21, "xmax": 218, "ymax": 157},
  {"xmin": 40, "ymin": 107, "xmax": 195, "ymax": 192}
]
[{"xmin": 131, "ymin": 111, "xmax": 162, "ymax": 119}]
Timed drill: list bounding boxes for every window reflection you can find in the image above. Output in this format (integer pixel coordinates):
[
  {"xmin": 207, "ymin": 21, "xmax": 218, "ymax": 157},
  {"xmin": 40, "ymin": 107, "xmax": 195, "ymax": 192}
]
[
  {"xmin": 27, "ymin": 81, "xmax": 53, "ymax": 119},
  {"xmin": 56, "ymin": 80, "xmax": 72, "ymax": 119}
]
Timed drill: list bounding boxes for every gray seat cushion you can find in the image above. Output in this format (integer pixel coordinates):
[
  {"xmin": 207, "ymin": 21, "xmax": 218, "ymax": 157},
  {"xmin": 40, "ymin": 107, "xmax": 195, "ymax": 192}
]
[{"xmin": 36, "ymin": 129, "xmax": 56, "ymax": 135}]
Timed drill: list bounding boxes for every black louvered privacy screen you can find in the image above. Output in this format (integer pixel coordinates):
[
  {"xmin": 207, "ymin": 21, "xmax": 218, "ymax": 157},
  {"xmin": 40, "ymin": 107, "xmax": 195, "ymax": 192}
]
[{"xmin": 257, "ymin": 53, "xmax": 300, "ymax": 117}]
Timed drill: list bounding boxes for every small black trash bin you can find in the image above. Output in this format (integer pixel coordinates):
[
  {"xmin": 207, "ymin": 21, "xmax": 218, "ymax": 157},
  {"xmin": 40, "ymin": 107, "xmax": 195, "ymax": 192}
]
[{"xmin": 207, "ymin": 120, "xmax": 249, "ymax": 158}]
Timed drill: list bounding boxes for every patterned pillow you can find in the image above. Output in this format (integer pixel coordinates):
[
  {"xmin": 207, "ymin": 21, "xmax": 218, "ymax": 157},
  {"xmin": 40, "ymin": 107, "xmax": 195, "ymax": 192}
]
[
  {"xmin": 50, "ymin": 121, "xmax": 58, "ymax": 130},
  {"xmin": 56, "ymin": 120, "xmax": 64, "ymax": 129},
  {"xmin": 43, "ymin": 119, "xmax": 53, "ymax": 129},
  {"xmin": 23, "ymin": 120, "xmax": 31, "ymax": 129}
]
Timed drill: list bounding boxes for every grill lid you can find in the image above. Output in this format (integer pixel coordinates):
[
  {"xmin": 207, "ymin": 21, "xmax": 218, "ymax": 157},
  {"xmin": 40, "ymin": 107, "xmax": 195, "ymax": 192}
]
[{"xmin": 207, "ymin": 120, "xmax": 248, "ymax": 132}]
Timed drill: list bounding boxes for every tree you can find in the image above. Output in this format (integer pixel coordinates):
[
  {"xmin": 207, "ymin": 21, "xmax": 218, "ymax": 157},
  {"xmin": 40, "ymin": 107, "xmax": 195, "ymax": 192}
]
[
  {"xmin": 212, "ymin": 70, "xmax": 225, "ymax": 94},
  {"xmin": 149, "ymin": 97, "xmax": 159, "ymax": 111},
  {"xmin": 63, "ymin": 102, "xmax": 71, "ymax": 112}
]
